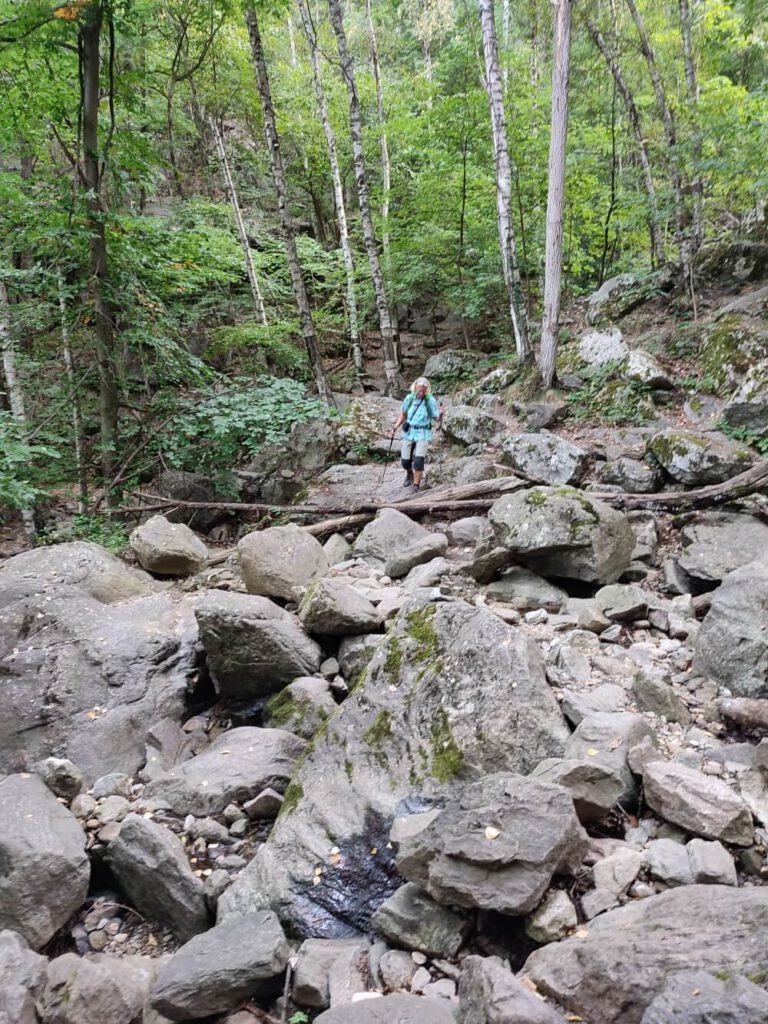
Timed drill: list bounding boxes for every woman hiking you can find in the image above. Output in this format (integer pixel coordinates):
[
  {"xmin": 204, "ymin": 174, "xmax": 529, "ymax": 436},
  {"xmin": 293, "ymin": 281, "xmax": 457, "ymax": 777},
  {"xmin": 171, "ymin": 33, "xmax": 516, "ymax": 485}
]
[{"xmin": 393, "ymin": 376, "xmax": 443, "ymax": 493}]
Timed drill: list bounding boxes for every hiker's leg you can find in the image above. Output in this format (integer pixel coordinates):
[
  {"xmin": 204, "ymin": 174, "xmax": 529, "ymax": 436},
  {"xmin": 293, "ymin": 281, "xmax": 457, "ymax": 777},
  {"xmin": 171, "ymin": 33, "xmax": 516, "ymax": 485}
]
[
  {"xmin": 400, "ymin": 440, "xmax": 414, "ymax": 484},
  {"xmin": 412, "ymin": 440, "xmax": 429, "ymax": 489}
]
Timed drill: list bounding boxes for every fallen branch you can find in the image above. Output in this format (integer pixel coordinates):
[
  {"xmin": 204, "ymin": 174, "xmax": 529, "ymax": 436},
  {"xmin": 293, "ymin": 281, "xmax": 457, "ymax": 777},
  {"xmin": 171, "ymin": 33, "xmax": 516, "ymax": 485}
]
[{"xmin": 587, "ymin": 459, "xmax": 768, "ymax": 512}]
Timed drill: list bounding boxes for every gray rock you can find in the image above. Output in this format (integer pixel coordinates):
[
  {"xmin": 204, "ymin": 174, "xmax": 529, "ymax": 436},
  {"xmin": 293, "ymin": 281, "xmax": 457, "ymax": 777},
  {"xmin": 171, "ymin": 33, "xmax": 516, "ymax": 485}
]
[
  {"xmin": 632, "ymin": 672, "xmax": 691, "ymax": 724},
  {"xmin": 105, "ymin": 814, "xmax": 210, "ymax": 941},
  {"xmin": 593, "ymin": 847, "xmax": 644, "ymax": 896},
  {"xmin": 646, "ymin": 838, "xmax": 693, "ymax": 887},
  {"xmin": 581, "ymin": 886, "xmax": 618, "ymax": 919},
  {"xmin": 196, "ymin": 591, "xmax": 322, "ymax": 697},
  {"xmin": 401, "ymin": 558, "xmax": 453, "ymax": 594},
  {"xmin": 560, "ymin": 685, "xmax": 629, "ymax": 726},
  {"xmin": 695, "ymin": 558, "xmax": 768, "ymax": 697},
  {"xmin": 327, "ymin": 939, "xmax": 370, "ymax": 1006},
  {"xmin": 629, "ymin": 511, "xmax": 659, "ymax": 564},
  {"xmin": 640, "ymin": 969, "xmax": 768, "ymax": 1024},
  {"xmin": 372, "ymin": 883, "xmax": 471, "ymax": 957},
  {"xmin": 647, "ymin": 430, "xmax": 754, "ymax": 486},
  {"xmin": 92, "ymin": 772, "xmax": 133, "ymax": 799},
  {"xmin": 678, "ymin": 513, "xmax": 768, "ymax": 585},
  {"xmin": 314, "ymin": 993, "xmax": 456, "ymax": 1023},
  {"xmin": 722, "ymin": 359, "xmax": 768, "ymax": 439},
  {"xmin": 299, "ymin": 580, "xmax": 381, "ymax": 636},
  {"xmin": 425, "ymin": 349, "xmax": 485, "ymax": 379},
  {"xmin": 39, "ymin": 952, "xmax": 164, "ymax": 1024},
  {"xmin": 428, "ymin": 458, "xmax": 504, "ymax": 488},
  {"xmin": 337, "ymin": 634, "xmax": 384, "ymax": 682},
  {"xmin": 524, "ymin": 885, "xmax": 768, "ymax": 1024},
  {"xmin": 593, "ymin": 583, "xmax": 649, "ymax": 622},
  {"xmin": 218, "ymin": 598, "xmax": 570, "ymax": 937},
  {"xmin": 565, "ymin": 712, "xmax": 656, "ymax": 805},
  {"xmin": 293, "ymin": 938, "xmax": 369, "ymax": 1009},
  {"xmin": 0, "ymin": 929, "xmax": 46, "ymax": 1024},
  {"xmin": 687, "ymin": 838, "xmax": 737, "ymax": 886},
  {"xmin": 485, "ymin": 568, "xmax": 567, "ymax": 613},
  {"xmin": 385, "ymin": 534, "xmax": 449, "ymax": 580},
  {"xmin": 0, "ymin": 540, "xmax": 154, "ymax": 605},
  {"xmin": 501, "ymin": 433, "xmax": 588, "ymax": 486},
  {"xmin": 238, "ymin": 524, "xmax": 329, "ymax": 601},
  {"xmin": 531, "ymin": 759, "xmax": 625, "ymax": 824},
  {"xmin": 525, "ymin": 890, "xmax": 577, "ymax": 944},
  {"xmin": 34, "ymin": 757, "xmax": 84, "ymax": 801},
  {"xmin": 0, "ymin": 586, "xmax": 194, "ymax": 781},
  {"xmin": 524, "ymin": 401, "xmax": 569, "ymax": 429},
  {"xmin": 561, "ymin": 598, "xmax": 611, "ymax": 633},
  {"xmin": 396, "ymin": 773, "xmax": 587, "ymax": 915},
  {"xmin": 353, "ymin": 508, "xmax": 437, "ymax": 569},
  {"xmin": 600, "ymin": 457, "xmax": 660, "ymax": 493},
  {"xmin": 442, "ymin": 406, "xmax": 504, "ymax": 446},
  {"xmin": 627, "ymin": 350, "xmax": 673, "ymax": 388},
  {"xmin": 265, "ymin": 677, "xmax": 337, "ymax": 740},
  {"xmin": 336, "ymin": 395, "xmax": 402, "ymax": 457},
  {"xmin": 143, "ymin": 727, "xmax": 305, "ymax": 816},
  {"xmin": 459, "ymin": 955, "xmax": 566, "ymax": 1024},
  {"xmin": 305, "ymin": 463, "xmax": 415, "ymax": 509},
  {"xmin": 586, "ymin": 275, "xmax": 643, "ymax": 326},
  {"xmin": 446, "ymin": 517, "xmax": 494, "ymax": 547},
  {"xmin": 0, "ymin": 774, "xmax": 89, "ymax": 950},
  {"xmin": 325, "ymin": 533, "xmax": 352, "ymax": 566},
  {"xmin": 643, "ymin": 761, "xmax": 753, "ymax": 845},
  {"xmin": 489, "ymin": 487, "xmax": 635, "ymax": 584},
  {"xmin": 243, "ymin": 788, "xmax": 284, "ymax": 820},
  {"xmin": 152, "ymin": 469, "xmax": 226, "ymax": 530},
  {"xmin": 379, "ymin": 949, "xmax": 416, "ymax": 990},
  {"xmin": 578, "ymin": 326, "xmax": 629, "ymax": 363},
  {"xmin": 130, "ymin": 515, "xmax": 208, "ymax": 576},
  {"xmin": 150, "ymin": 911, "xmax": 289, "ymax": 1020}
]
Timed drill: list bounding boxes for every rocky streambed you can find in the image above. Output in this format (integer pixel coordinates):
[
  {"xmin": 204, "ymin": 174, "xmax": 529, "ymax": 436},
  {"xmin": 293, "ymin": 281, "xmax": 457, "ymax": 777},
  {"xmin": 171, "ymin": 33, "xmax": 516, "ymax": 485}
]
[{"xmin": 3, "ymin": 407, "xmax": 768, "ymax": 1024}]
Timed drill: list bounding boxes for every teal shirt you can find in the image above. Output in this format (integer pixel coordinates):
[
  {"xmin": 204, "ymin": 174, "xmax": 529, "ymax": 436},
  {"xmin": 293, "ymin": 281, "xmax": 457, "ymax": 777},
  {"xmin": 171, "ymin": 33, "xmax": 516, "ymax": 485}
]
[{"xmin": 402, "ymin": 393, "xmax": 440, "ymax": 442}]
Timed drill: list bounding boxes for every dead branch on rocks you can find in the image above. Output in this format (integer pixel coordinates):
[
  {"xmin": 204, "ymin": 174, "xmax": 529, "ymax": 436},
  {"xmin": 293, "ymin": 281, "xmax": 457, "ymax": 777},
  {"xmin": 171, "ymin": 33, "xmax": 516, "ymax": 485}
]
[{"xmin": 589, "ymin": 459, "xmax": 768, "ymax": 512}]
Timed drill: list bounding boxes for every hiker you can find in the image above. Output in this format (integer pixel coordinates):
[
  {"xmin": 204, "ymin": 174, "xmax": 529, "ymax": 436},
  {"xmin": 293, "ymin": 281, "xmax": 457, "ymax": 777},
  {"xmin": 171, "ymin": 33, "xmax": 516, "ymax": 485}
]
[{"xmin": 394, "ymin": 376, "xmax": 443, "ymax": 492}]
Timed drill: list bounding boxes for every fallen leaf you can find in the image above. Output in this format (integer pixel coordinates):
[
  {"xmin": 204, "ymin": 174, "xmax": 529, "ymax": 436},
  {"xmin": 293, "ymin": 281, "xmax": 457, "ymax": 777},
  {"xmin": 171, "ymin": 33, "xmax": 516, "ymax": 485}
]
[
  {"xmin": 575, "ymin": 928, "xmax": 589, "ymax": 939},
  {"xmin": 586, "ymin": 748, "xmax": 599, "ymax": 757},
  {"xmin": 371, "ymin": 847, "xmax": 379, "ymax": 855},
  {"xmin": 484, "ymin": 826, "xmax": 501, "ymax": 840}
]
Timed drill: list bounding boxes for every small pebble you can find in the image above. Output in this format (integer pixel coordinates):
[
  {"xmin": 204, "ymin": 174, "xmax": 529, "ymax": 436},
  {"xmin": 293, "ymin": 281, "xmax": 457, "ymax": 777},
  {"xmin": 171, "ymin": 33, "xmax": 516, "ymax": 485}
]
[
  {"xmin": 88, "ymin": 930, "xmax": 108, "ymax": 952},
  {"xmin": 411, "ymin": 951, "xmax": 428, "ymax": 966},
  {"xmin": 410, "ymin": 966, "xmax": 432, "ymax": 993}
]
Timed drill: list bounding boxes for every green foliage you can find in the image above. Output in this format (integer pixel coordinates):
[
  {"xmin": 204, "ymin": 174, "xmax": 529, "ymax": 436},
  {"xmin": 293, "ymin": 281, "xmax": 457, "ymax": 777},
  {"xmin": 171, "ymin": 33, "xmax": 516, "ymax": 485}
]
[
  {"xmin": 0, "ymin": 413, "xmax": 59, "ymax": 511},
  {"xmin": 37, "ymin": 515, "xmax": 131, "ymax": 554},
  {"xmin": 716, "ymin": 421, "xmax": 768, "ymax": 457},
  {"xmin": 565, "ymin": 364, "xmax": 654, "ymax": 426},
  {"xmin": 288, "ymin": 1013, "xmax": 310, "ymax": 1024}
]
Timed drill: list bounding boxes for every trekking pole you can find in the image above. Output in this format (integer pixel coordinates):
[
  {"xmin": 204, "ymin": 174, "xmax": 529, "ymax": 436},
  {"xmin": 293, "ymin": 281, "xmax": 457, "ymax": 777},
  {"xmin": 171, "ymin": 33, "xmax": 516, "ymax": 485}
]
[{"xmin": 380, "ymin": 425, "xmax": 397, "ymax": 487}]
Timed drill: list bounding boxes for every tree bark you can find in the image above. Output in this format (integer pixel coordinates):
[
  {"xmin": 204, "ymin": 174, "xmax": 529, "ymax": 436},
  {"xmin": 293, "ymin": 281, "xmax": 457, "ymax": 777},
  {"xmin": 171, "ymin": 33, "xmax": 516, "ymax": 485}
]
[
  {"xmin": 585, "ymin": 16, "xmax": 667, "ymax": 267},
  {"xmin": 539, "ymin": 0, "xmax": 574, "ymax": 388},
  {"xmin": 327, "ymin": 0, "xmax": 403, "ymax": 395},
  {"xmin": 296, "ymin": 0, "xmax": 363, "ymax": 375},
  {"xmin": 81, "ymin": 2, "xmax": 120, "ymax": 498},
  {"xmin": 479, "ymin": 0, "xmax": 531, "ymax": 362},
  {"xmin": 365, "ymin": 0, "xmax": 391, "ymax": 272},
  {"xmin": 210, "ymin": 117, "xmax": 268, "ymax": 325},
  {"xmin": 57, "ymin": 272, "xmax": 88, "ymax": 514},
  {"xmin": 245, "ymin": 6, "xmax": 332, "ymax": 406},
  {"xmin": 678, "ymin": 0, "xmax": 704, "ymax": 252},
  {"xmin": 0, "ymin": 280, "xmax": 35, "ymax": 536}
]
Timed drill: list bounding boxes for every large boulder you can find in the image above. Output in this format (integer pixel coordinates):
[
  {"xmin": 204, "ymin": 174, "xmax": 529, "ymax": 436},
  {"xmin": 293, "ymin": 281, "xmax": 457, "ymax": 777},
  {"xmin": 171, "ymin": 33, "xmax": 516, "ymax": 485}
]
[
  {"xmin": 218, "ymin": 598, "xmax": 570, "ymax": 937},
  {"xmin": 371, "ymin": 882, "xmax": 471, "ymax": 957},
  {"xmin": 38, "ymin": 952, "xmax": 164, "ymax": 1024},
  {"xmin": 104, "ymin": 814, "xmax": 210, "ymax": 941},
  {"xmin": 298, "ymin": 580, "xmax": 380, "ymax": 636},
  {"xmin": 677, "ymin": 513, "xmax": 768, "ymax": 585},
  {"xmin": 642, "ymin": 761, "xmax": 753, "ymax": 845},
  {"xmin": 336, "ymin": 395, "xmax": 402, "ymax": 457},
  {"xmin": 0, "ymin": 586, "xmax": 195, "ymax": 781},
  {"xmin": 352, "ymin": 508, "xmax": 437, "ymax": 569},
  {"xmin": 315, "ymin": 994, "xmax": 456, "ymax": 1023},
  {"xmin": 195, "ymin": 591, "xmax": 322, "ymax": 697},
  {"xmin": 564, "ymin": 712, "xmax": 655, "ymax": 805},
  {"xmin": 647, "ymin": 429, "xmax": 754, "ymax": 486},
  {"xmin": 151, "ymin": 469, "xmax": 226, "ymax": 531},
  {"xmin": 442, "ymin": 406, "xmax": 504, "ymax": 446},
  {"xmin": 640, "ymin": 969, "xmax": 768, "ymax": 1024},
  {"xmin": 265, "ymin": 677, "xmax": 337, "ymax": 740},
  {"xmin": 524, "ymin": 886, "xmax": 768, "ymax": 1024},
  {"xmin": 578, "ymin": 326, "xmax": 629, "ymax": 364},
  {"xmin": 694, "ymin": 558, "xmax": 768, "ymax": 697},
  {"xmin": 501, "ymin": 433, "xmax": 588, "ymax": 486},
  {"xmin": 699, "ymin": 314, "xmax": 768, "ymax": 389},
  {"xmin": 459, "ymin": 955, "xmax": 566, "ymax": 1024},
  {"xmin": 0, "ymin": 929, "xmax": 47, "ymax": 1023},
  {"xmin": 626, "ymin": 350, "xmax": 673, "ymax": 388},
  {"xmin": 0, "ymin": 540, "xmax": 154, "ymax": 604},
  {"xmin": 488, "ymin": 487, "xmax": 635, "ymax": 584},
  {"xmin": 600, "ymin": 457, "xmax": 661, "ymax": 493},
  {"xmin": 395, "ymin": 774, "xmax": 587, "ymax": 915},
  {"xmin": 150, "ymin": 912, "xmax": 289, "ymax": 1020},
  {"xmin": 238, "ymin": 525, "xmax": 329, "ymax": 601},
  {"xmin": 305, "ymin": 464, "xmax": 409, "ymax": 509},
  {"xmin": 722, "ymin": 359, "xmax": 768, "ymax": 438},
  {"xmin": 129, "ymin": 515, "xmax": 208, "ymax": 577},
  {"xmin": 585, "ymin": 275, "xmax": 644, "ymax": 326},
  {"xmin": 143, "ymin": 727, "xmax": 306, "ymax": 816},
  {"xmin": 485, "ymin": 567, "xmax": 567, "ymax": 613},
  {"xmin": 424, "ymin": 349, "xmax": 484, "ymax": 380},
  {"xmin": 0, "ymin": 774, "xmax": 89, "ymax": 949}
]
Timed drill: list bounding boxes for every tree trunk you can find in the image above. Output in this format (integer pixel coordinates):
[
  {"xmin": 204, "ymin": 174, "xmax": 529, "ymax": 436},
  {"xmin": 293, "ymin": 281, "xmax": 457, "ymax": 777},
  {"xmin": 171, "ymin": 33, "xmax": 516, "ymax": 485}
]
[
  {"xmin": 297, "ymin": 0, "xmax": 363, "ymax": 374},
  {"xmin": 210, "ymin": 117, "xmax": 268, "ymax": 324},
  {"xmin": 58, "ymin": 272, "xmax": 88, "ymax": 514},
  {"xmin": 538, "ymin": 0, "xmax": 574, "ymax": 389},
  {"xmin": 679, "ymin": 0, "xmax": 703, "ymax": 252},
  {"xmin": 81, "ymin": 3, "xmax": 120, "ymax": 499},
  {"xmin": 0, "ymin": 280, "xmax": 35, "ymax": 537},
  {"xmin": 365, "ymin": 0, "xmax": 391, "ymax": 273},
  {"xmin": 586, "ymin": 16, "xmax": 667, "ymax": 267},
  {"xmin": 245, "ymin": 7, "xmax": 332, "ymax": 406},
  {"xmin": 327, "ymin": 0, "xmax": 402, "ymax": 395},
  {"xmin": 479, "ymin": 0, "xmax": 531, "ymax": 362},
  {"xmin": 502, "ymin": 0, "xmax": 510, "ymax": 92}
]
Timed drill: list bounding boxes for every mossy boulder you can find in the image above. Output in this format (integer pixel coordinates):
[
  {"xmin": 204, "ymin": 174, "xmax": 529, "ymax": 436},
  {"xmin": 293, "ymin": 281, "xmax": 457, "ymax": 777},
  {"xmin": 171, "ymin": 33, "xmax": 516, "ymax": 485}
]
[
  {"xmin": 586, "ymin": 274, "xmax": 645, "ymax": 326},
  {"xmin": 441, "ymin": 405, "xmax": 504, "ymax": 446},
  {"xmin": 265, "ymin": 677, "xmax": 337, "ymax": 740},
  {"xmin": 298, "ymin": 579, "xmax": 381, "ymax": 636},
  {"xmin": 501, "ymin": 432, "xmax": 588, "ymax": 486},
  {"xmin": 722, "ymin": 359, "xmax": 768, "ymax": 438},
  {"xmin": 699, "ymin": 314, "xmax": 768, "ymax": 388},
  {"xmin": 647, "ymin": 429, "xmax": 754, "ymax": 486}
]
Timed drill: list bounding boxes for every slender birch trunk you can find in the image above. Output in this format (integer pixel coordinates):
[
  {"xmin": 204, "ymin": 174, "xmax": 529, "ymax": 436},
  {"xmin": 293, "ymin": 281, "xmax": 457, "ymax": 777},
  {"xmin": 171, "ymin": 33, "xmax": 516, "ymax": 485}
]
[
  {"xmin": 0, "ymin": 280, "xmax": 35, "ymax": 537},
  {"xmin": 210, "ymin": 117, "xmax": 268, "ymax": 325},
  {"xmin": 57, "ymin": 272, "xmax": 88, "ymax": 513},
  {"xmin": 539, "ymin": 0, "xmax": 574, "ymax": 388},
  {"xmin": 296, "ymin": 0, "xmax": 363, "ymax": 373},
  {"xmin": 479, "ymin": 0, "xmax": 531, "ymax": 361},
  {"xmin": 327, "ymin": 0, "xmax": 402, "ymax": 394},
  {"xmin": 679, "ymin": 0, "xmax": 703, "ymax": 251},
  {"xmin": 364, "ymin": 0, "xmax": 391, "ymax": 273},
  {"xmin": 245, "ymin": 7, "xmax": 332, "ymax": 405},
  {"xmin": 502, "ymin": 0, "xmax": 510, "ymax": 92},
  {"xmin": 586, "ymin": 17, "xmax": 667, "ymax": 267}
]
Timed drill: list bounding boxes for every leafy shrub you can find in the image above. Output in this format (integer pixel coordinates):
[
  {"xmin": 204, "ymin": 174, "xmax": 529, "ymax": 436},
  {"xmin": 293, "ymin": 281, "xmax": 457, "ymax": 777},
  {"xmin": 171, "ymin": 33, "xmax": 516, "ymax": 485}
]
[
  {"xmin": 0, "ymin": 413, "xmax": 59, "ymax": 511},
  {"xmin": 37, "ymin": 514, "xmax": 131, "ymax": 553},
  {"xmin": 565, "ymin": 363, "xmax": 653, "ymax": 425}
]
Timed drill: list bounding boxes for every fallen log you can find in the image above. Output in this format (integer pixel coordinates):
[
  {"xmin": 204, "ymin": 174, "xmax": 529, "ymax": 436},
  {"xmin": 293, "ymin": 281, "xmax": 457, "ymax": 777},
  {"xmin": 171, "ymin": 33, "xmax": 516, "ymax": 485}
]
[{"xmin": 588, "ymin": 459, "xmax": 768, "ymax": 512}]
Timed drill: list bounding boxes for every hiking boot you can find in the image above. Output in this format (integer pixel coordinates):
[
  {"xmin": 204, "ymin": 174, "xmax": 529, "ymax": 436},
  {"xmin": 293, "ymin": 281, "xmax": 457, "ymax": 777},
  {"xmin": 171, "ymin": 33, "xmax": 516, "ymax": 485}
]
[
  {"xmin": 411, "ymin": 483, "xmax": 421, "ymax": 493},
  {"xmin": 403, "ymin": 471, "xmax": 413, "ymax": 487}
]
